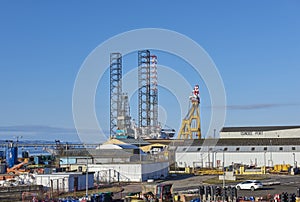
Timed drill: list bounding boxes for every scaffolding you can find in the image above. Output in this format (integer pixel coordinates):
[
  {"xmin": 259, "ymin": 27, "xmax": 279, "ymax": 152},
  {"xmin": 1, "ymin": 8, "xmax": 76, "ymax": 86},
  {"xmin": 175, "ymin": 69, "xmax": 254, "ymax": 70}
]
[{"xmin": 110, "ymin": 53, "xmax": 122, "ymax": 138}]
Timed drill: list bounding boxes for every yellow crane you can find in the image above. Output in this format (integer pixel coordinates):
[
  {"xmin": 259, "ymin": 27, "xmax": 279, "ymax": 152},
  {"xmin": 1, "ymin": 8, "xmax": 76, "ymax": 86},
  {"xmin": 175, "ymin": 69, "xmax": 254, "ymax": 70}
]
[
  {"xmin": 7, "ymin": 158, "xmax": 29, "ymax": 175},
  {"xmin": 178, "ymin": 85, "xmax": 201, "ymax": 139}
]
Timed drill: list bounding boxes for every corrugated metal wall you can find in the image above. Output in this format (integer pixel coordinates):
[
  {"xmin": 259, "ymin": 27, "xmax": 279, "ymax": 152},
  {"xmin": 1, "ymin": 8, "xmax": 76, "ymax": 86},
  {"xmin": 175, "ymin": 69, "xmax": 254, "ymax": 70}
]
[
  {"xmin": 35, "ymin": 173, "xmax": 94, "ymax": 192},
  {"xmin": 89, "ymin": 162, "xmax": 169, "ymax": 182},
  {"xmin": 176, "ymin": 147, "xmax": 300, "ymax": 168}
]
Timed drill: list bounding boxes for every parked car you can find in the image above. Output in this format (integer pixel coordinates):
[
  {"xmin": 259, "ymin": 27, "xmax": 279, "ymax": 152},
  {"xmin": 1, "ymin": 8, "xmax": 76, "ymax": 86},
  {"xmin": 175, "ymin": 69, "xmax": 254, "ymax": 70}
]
[{"xmin": 235, "ymin": 180, "xmax": 263, "ymax": 191}]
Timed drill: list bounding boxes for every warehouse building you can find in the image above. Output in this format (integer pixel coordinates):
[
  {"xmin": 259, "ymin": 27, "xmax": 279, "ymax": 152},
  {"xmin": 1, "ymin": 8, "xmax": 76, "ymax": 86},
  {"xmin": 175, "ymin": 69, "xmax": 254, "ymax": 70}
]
[
  {"xmin": 88, "ymin": 161, "xmax": 169, "ymax": 182},
  {"xmin": 175, "ymin": 126, "xmax": 300, "ymax": 169},
  {"xmin": 220, "ymin": 126, "xmax": 300, "ymax": 139},
  {"xmin": 59, "ymin": 142, "xmax": 169, "ymax": 182},
  {"xmin": 35, "ymin": 172, "xmax": 94, "ymax": 192}
]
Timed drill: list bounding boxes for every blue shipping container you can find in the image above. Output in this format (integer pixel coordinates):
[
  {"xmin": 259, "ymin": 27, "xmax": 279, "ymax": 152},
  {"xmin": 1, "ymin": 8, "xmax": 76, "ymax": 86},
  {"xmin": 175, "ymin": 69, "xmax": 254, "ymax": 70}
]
[{"xmin": 6, "ymin": 147, "xmax": 18, "ymax": 168}]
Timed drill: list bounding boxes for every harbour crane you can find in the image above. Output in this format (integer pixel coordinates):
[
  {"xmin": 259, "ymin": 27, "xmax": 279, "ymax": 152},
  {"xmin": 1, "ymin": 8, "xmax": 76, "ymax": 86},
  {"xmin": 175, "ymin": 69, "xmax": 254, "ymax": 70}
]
[{"xmin": 178, "ymin": 85, "xmax": 201, "ymax": 139}]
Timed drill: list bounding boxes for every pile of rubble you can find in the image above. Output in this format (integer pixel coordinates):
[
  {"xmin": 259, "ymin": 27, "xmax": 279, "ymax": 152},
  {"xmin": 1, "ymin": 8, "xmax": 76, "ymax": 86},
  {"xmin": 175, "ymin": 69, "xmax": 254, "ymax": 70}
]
[{"xmin": 0, "ymin": 173, "xmax": 36, "ymax": 187}]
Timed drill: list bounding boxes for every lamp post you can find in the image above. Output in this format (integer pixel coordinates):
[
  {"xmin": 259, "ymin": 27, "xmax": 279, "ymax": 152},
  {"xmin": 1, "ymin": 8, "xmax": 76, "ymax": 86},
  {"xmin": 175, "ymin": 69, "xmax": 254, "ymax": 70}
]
[
  {"xmin": 293, "ymin": 153, "xmax": 296, "ymax": 168},
  {"xmin": 215, "ymin": 148, "xmax": 226, "ymax": 201},
  {"xmin": 66, "ymin": 142, "xmax": 69, "ymax": 171},
  {"xmin": 139, "ymin": 136, "xmax": 142, "ymax": 162},
  {"xmin": 264, "ymin": 152, "xmax": 266, "ymax": 174},
  {"xmin": 86, "ymin": 157, "xmax": 88, "ymax": 198},
  {"xmin": 222, "ymin": 149, "xmax": 225, "ymax": 189},
  {"xmin": 269, "ymin": 140, "xmax": 273, "ymax": 167}
]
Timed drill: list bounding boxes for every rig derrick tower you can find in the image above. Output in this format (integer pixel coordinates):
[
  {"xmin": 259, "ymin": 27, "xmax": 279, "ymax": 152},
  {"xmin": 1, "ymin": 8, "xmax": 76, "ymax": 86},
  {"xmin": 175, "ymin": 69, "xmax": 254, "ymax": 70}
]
[
  {"xmin": 110, "ymin": 53, "xmax": 122, "ymax": 138},
  {"xmin": 138, "ymin": 50, "xmax": 159, "ymax": 138}
]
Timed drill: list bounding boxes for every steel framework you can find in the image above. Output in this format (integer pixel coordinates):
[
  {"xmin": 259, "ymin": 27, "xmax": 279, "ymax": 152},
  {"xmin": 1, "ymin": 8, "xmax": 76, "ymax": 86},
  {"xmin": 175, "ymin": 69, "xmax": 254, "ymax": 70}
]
[
  {"xmin": 150, "ymin": 55, "xmax": 158, "ymax": 133},
  {"xmin": 178, "ymin": 100, "xmax": 201, "ymax": 139},
  {"xmin": 117, "ymin": 93, "xmax": 133, "ymax": 135},
  {"xmin": 138, "ymin": 50, "xmax": 151, "ymax": 130},
  {"xmin": 138, "ymin": 50, "xmax": 160, "ymax": 137},
  {"xmin": 110, "ymin": 53, "xmax": 122, "ymax": 138}
]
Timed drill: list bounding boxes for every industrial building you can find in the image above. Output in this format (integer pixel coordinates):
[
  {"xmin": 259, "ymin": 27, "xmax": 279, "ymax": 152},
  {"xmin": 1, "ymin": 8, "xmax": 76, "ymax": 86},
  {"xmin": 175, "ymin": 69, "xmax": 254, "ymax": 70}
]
[
  {"xmin": 220, "ymin": 126, "xmax": 300, "ymax": 139},
  {"xmin": 175, "ymin": 126, "xmax": 300, "ymax": 169},
  {"xmin": 59, "ymin": 158, "xmax": 169, "ymax": 183},
  {"xmin": 59, "ymin": 142, "xmax": 169, "ymax": 182},
  {"xmin": 35, "ymin": 172, "xmax": 94, "ymax": 192},
  {"xmin": 88, "ymin": 161, "xmax": 169, "ymax": 182}
]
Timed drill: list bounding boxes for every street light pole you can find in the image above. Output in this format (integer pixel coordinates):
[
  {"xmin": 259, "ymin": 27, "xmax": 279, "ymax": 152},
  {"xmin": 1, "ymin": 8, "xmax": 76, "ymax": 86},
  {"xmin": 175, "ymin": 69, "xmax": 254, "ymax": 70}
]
[
  {"xmin": 293, "ymin": 153, "xmax": 296, "ymax": 168},
  {"xmin": 222, "ymin": 150, "xmax": 225, "ymax": 202},
  {"xmin": 222, "ymin": 150, "xmax": 225, "ymax": 188},
  {"xmin": 264, "ymin": 152, "xmax": 266, "ymax": 175},
  {"xmin": 86, "ymin": 157, "xmax": 88, "ymax": 198},
  {"xmin": 270, "ymin": 140, "xmax": 273, "ymax": 167}
]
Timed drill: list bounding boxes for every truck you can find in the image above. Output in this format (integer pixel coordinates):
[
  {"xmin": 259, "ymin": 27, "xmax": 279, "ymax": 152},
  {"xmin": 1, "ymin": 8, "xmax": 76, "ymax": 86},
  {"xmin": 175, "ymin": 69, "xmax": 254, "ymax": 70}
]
[{"xmin": 142, "ymin": 183, "xmax": 173, "ymax": 202}]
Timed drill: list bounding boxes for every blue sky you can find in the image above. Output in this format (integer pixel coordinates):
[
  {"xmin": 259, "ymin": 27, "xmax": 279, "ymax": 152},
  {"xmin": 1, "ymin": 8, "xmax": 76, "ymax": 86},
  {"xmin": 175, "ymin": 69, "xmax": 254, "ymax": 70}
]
[{"xmin": 0, "ymin": 1, "xmax": 299, "ymax": 142}]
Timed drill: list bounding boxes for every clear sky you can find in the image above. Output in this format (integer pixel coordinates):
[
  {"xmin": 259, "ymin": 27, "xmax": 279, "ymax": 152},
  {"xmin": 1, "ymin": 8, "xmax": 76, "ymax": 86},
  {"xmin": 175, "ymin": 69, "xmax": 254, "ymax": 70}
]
[{"xmin": 0, "ymin": 1, "xmax": 299, "ymax": 142}]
